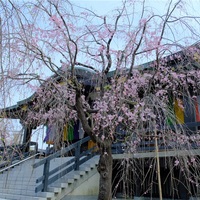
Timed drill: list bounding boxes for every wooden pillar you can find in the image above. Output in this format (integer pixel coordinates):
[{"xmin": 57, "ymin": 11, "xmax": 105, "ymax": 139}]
[{"xmin": 22, "ymin": 124, "xmax": 32, "ymax": 152}]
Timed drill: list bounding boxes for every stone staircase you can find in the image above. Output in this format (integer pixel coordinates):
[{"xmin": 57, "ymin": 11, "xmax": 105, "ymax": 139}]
[{"xmin": 0, "ymin": 155, "xmax": 99, "ymax": 200}]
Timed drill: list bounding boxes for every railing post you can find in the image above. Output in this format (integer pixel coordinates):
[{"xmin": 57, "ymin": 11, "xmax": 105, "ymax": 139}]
[
  {"xmin": 42, "ymin": 158, "xmax": 50, "ymax": 192},
  {"xmin": 74, "ymin": 142, "xmax": 81, "ymax": 171}
]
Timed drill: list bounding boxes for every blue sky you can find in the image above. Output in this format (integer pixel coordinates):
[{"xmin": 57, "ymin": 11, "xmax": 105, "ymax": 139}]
[{"xmin": 72, "ymin": 0, "xmax": 199, "ymax": 14}]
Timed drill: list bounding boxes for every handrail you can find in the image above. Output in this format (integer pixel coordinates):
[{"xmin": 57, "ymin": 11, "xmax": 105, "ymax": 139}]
[
  {"xmin": 33, "ymin": 136, "xmax": 97, "ymax": 193},
  {"xmin": 32, "ymin": 136, "xmax": 91, "ymax": 168},
  {"xmin": 0, "ymin": 152, "xmax": 41, "ymax": 173}
]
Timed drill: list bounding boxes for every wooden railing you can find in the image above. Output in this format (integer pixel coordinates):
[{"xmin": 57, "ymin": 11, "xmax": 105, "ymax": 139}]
[
  {"xmin": 32, "ymin": 136, "xmax": 97, "ymax": 193},
  {"xmin": 112, "ymin": 122, "xmax": 200, "ymax": 154}
]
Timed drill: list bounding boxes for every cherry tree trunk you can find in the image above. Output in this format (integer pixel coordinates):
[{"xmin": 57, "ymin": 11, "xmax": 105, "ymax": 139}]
[{"xmin": 97, "ymin": 143, "xmax": 113, "ymax": 200}]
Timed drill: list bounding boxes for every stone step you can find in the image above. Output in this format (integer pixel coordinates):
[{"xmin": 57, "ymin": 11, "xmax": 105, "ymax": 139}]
[
  {"xmin": 50, "ymin": 173, "xmax": 78, "ymax": 188},
  {"xmin": 79, "ymin": 170, "xmax": 86, "ymax": 176},
  {"xmin": 0, "ymin": 175, "xmax": 37, "ymax": 180},
  {"xmin": 0, "ymin": 183, "xmax": 36, "ymax": 191},
  {"xmin": 0, "ymin": 188, "xmax": 36, "ymax": 196},
  {"xmin": 0, "ymin": 193, "xmax": 48, "ymax": 200},
  {"xmin": 35, "ymin": 191, "xmax": 55, "ymax": 198},
  {"xmin": 79, "ymin": 165, "xmax": 92, "ymax": 172},
  {"xmin": 0, "ymin": 174, "xmax": 40, "ymax": 179},
  {"xmin": 50, "ymin": 161, "xmax": 99, "ymax": 198},
  {"xmin": 0, "ymin": 180, "xmax": 36, "ymax": 185},
  {"xmin": 0, "ymin": 179, "xmax": 36, "ymax": 185},
  {"xmin": 47, "ymin": 186, "xmax": 62, "ymax": 194},
  {"xmin": 3, "ymin": 166, "xmax": 43, "ymax": 172},
  {"xmin": 0, "ymin": 168, "xmax": 42, "ymax": 176},
  {"xmin": 51, "ymin": 177, "xmax": 75, "ymax": 186},
  {"xmin": 49, "ymin": 156, "xmax": 99, "ymax": 185},
  {"xmin": 48, "ymin": 157, "xmax": 99, "ymax": 197},
  {"xmin": 60, "ymin": 182, "xmax": 69, "ymax": 189}
]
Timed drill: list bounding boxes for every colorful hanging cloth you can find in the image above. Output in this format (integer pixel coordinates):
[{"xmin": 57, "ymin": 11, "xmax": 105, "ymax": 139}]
[
  {"xmin": 43, "ymin": 125, "xmax": 56, "ymax": 145},
  {"xmin": 68, "ymin": 123, "xmax": 74, "ymax": 141},
  {"xmin": 63, "ymin": 124, "xmax": 68, "ymax": 142},
  {"xmin": 166, "ymin": 97, "xmax": 174, "ymax": 126},
  {"xmin": 174, "ymin": 99, "xmax": 184, "ymax": 124},
  {"xmin": 195, "ymin": 96, "xmax": 200, "ymax": 122}
]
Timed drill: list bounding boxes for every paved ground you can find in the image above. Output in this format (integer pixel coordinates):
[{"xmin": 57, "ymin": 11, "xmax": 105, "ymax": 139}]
[
  {"xmin": 63, "ymin": 196, "xmax": 97, "ymax": 200},
  {"xmin": 63, "ymin": 196, "xmax": 183, "ymax": 200},
  {"xmin": 63, "ymin": 196, "xmax": 132, "ymax": 200}
]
